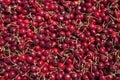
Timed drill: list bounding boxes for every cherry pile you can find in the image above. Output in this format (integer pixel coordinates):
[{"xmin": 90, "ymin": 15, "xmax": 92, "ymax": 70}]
[{"xmin": 0, "ymin": 0, "xmax": 120, "ymax": 80}]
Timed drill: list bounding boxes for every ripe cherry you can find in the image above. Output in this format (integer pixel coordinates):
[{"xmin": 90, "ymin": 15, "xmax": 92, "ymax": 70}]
[{"xmin": 4, "ymin": 0, "xmax": 11, "ymax": 5}]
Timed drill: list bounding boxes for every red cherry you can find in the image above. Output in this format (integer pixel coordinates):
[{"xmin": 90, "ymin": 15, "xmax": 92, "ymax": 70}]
[
  {"xmin": 111, "ymin": 32, "xmax": 117, "ymax": 38},
  {"xmin": 117, "ymin": 17, "xmax": 120, "ymax": 22},
  {"xmin": 89, "ymin": 24, "xmax": 96, "ymax": 29},
  {"xmin": 58, "ymin": 63, "xmax": 65, "ymax": 70},
  {"xmin": 69, "ymin": 25, "xmax": 75, "ymax": 31},
  {"xmin": 117, "ymin": 23, "xmax": 120, "ymax": 29},
  {"xmin": 89, "ymin": 36, "xmax": 95, "ymax": 43},
  {"xmin": 32, "ymin": 21, "xmax": 38, "ymax": 27},
  {"xmin": 86, "ymin": 2, "xmax": 92, "ymax": 8},
  {"xmin": 4, "ymin": 0, "xmax": 11, "ymax": 5},
  {"xmin": 19, "ymin": 54, "xmax": 26, "ymax": 61}
]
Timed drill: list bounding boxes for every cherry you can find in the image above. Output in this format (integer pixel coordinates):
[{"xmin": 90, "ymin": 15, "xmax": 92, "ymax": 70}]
[
  {"xmin": 99, "ymin": 47, "xmax": 106, "ymax": 54},
  {"xmin": 64, "ymin": 74, "xmax": 71, "ymax": 80},
  {"xmin": 19, "ymin": 54, "xmax": 26, "ymax": 61},
  {"xmin": 111, "ymin": 32, "xmax": 117, "ymax": 38},
  {"xmin": 4, "ymin": 0, "xmax": 11, "ymax": 5},
  {"xmin": 41, "ymin": 66, "xmax": 48, "ymax": 73},
  {"xmin": 15, "ymin": 76, "xmax": 22, "ymax": 80},
  {"xmin": 49, "ymin": 65, "xmax": 55, "ymax": 71},
  {"xmin": 65, "ymin": 65, "xmax": 73, "ymax": 73},
  {"xmin": 58, "ymin": 63, "xmax": 65, "ymax": 70},
  {"xmin": 4, "ymin": 72, "xmax": 9, "ymax": 78},
  {"xmin": 56, "ymin": 72, "xmax": 63, "ymax": 79},
  {"xmin": 98, "ymin": 62, "xmax": 105, "ymax": 69},
  {"xmin": 26, "ymin": 55, "xmax": 33, "ymax": 63},
  {"xmin": 89, "ymin": 72, "xmax": 95, "ymax": 79},
  {"xmin": 106, "ymin": 74, "xmax": 113, "ymax": 80},
  {"xmin": 8, "ymin": 71, "xmax": 16, "ymax": 79},
  {"xmin": 99, "ymin": 75, "xmax": 106, "ymax": 80},
  {"xmin": 117, "ymin": 17, "xmax": 120, "ymax": 22},
  {"xmin": 86, "ymin": 2, "xmax": 92, "ymax": 8},
  {"xmin": 100, "ymin": 54, "xmax": 107, "ymax": 62},
  {"xmin": 0, "ymin": 77, "xmax": 5, "ymax": 80},
  {"xmin": 21, "ymin": 65, "xmax": 29, "ymax": 72},
  {"xmin": 71, "ymin": 73, "xmax": 78, "ymax": 79},
  {"xmin": 16, "ymin": 6, "xmax": 23, "ymax": 12},
  {"xmin": 69, "ymin": 25, "xmax": 75, "ymax": 32},
  {"xmin": 83, "ymin": 74, "xmax": 89, "ymax": 80},
  {"xmin": 5, "ymin": 65, "xmax": 12, "ymax": 71}
]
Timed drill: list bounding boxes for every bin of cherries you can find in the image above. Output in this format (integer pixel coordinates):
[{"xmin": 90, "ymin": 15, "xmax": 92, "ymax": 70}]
[{"xmin": 0, "ymin": 0, "xmax": 120, "ymax": 80}]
